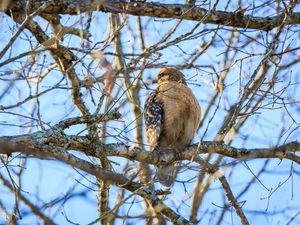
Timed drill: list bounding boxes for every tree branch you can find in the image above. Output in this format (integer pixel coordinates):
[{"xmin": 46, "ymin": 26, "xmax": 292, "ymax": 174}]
[
  {"xmin": 5, "ymin": 1, "xmax": 300, "ymax": 31},
  {"xmin": 55, "ymin": 110, "xmax": 121, "ymax": 130},
  {"xmin": 0, "ymin": 124, "xmax": 299, "ymax": 166},
  {"xmin": 0, "ymin": 172, "xmax": 57, "ymax": 225}
]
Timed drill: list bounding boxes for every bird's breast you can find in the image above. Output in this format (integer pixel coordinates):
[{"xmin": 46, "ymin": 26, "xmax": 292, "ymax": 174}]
[{"xmin": 157, "ymin": 82, "xmax": 201, "ymax": 149}]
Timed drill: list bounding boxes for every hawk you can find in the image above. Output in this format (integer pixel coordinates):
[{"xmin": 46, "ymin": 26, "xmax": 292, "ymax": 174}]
[{"xmin": 144, "ymin": 68, "xmax": 201, "ymax": 187}]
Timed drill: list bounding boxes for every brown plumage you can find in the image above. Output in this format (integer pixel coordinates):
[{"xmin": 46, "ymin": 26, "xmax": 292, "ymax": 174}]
[{"xmin": 144, "ymin": 68, "xmax": 201, "ymax": 186}]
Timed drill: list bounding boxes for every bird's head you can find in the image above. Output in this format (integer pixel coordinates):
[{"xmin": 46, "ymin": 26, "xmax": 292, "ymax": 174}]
[{"xmin": 155, "ymin": 68, "xmax": 187, "ymax": 85}]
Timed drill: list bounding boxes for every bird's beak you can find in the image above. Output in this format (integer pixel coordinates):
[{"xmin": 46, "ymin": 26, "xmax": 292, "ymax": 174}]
[{"xmin": 152, "ymin": 79, "xmax": 157, "ymax": 84}]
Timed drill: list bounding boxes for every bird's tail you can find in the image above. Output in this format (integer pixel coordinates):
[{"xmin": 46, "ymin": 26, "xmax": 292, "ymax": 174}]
[{"xmin": 156, "ymin": 164, "xmax": 180, "ymax": 187}]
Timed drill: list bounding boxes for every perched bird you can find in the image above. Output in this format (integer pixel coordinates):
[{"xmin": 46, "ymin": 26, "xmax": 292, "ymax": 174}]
[{"xmin": 144, "ymin": 68, "xmax": 201, "ymax": 187}]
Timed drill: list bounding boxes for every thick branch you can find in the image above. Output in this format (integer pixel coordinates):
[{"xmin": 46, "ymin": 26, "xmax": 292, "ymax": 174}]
[
  {"xmin": 0, "ymin": 132, "xmax": 299, "ymax": 165},
  {"xmin": 97, "ymin": 141, "xmax": 300, "ymax": 165},
  {"xmin": 6, "ymin": 1, "xmax": 300, "ymax": 31}
]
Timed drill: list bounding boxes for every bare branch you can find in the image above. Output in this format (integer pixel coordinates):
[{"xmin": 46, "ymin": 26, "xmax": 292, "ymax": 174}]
[
  {"xmin": 0, "ymin": 128, "xmax": 299, "ymax": 167},
  {"xmin": 6, "ymin": 1, "xmax": 300, "ymax": 30}
]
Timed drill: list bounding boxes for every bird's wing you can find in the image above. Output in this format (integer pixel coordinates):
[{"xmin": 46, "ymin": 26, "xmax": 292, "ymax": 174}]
[{"xmin": 144, "ymin": 90, "xmax": 164, "ymax": 150}]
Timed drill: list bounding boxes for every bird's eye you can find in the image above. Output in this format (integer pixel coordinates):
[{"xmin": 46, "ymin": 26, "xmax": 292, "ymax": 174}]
[{"xmin": 158, "ymin": 73, "xmax": 166, "ymax": 79}]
